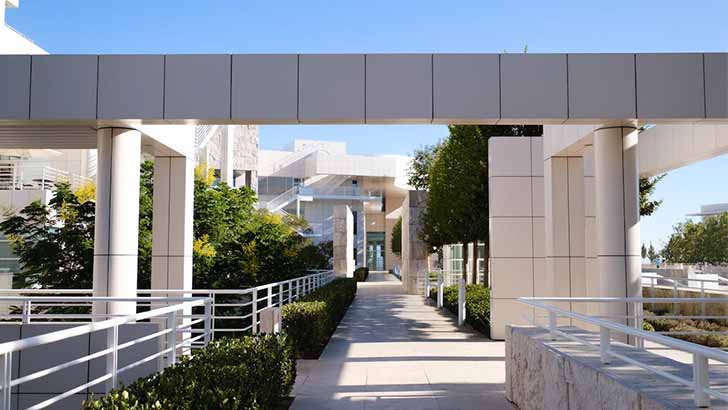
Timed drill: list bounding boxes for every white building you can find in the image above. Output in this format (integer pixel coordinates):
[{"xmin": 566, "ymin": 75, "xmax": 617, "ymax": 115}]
[
  {"xmin": 258, "ymin": 139, "xmax": 412, "ymax": 272},
  {"xmin": 687, "ymin": 203, "xmax": 728, "ymax": 218}
]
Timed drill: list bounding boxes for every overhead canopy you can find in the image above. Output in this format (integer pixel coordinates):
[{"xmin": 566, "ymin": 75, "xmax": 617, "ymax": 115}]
[{"xmin": 0, "ymin": 53, "xmax": 726, "ymax": 126}]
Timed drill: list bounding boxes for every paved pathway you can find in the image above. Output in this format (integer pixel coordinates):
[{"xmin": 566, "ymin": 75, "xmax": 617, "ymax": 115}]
[{"xmin": 292, "ymin": 273, "xmax": 514, "ymax": 410}]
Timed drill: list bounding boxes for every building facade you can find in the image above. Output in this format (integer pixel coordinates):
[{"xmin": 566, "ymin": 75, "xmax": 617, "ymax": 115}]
[{"xmin": 258, "ymin": 140, "xmax": 412, "ymax": 271}]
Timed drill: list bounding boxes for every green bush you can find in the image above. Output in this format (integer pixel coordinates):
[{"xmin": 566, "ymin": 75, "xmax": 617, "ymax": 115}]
[
  {"xmin": 282, "ymin": 278, "xmax": 357, "ymax": 358},
  {"xmin": 83, "ymin": 334, "xmax": 295, "ymax": 410},
  {"xmin": 353, "ymin": 267, "xmax": 369, "ymax": 282},
  {"xmin": 645, "ymin": 310, "xmax": 728, "ymax": 348},
  {"xmin": 429, "ymin": 283, "xmax": 491, "ymax": 337}
]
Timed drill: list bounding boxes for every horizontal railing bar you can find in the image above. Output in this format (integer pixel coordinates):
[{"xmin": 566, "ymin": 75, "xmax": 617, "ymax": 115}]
[
  {"xmin": 520, "ymin": 298, "xmax": 728, "ymax": 363},
  {"xmin": 525, "ymin": 296, "xmax": 728, "ymax": 303},
  {"xmin": 0, "ymin": 299, "xmax": 207, "ymax": 354}
]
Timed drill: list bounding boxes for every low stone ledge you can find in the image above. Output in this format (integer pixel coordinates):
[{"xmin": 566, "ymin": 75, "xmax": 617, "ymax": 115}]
[{"xmin": 505, "ymin": 325, "xmax": 727, "ymax": 410}]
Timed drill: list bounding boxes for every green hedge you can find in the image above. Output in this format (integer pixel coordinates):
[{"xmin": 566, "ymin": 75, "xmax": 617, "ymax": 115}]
[
  {"xmin": 83, "ymin": 334, "xmax": 296, "ymax": 410},
  {"xmin": 354, "ymin": 267, "xmax": 369, "ymax": 282},
  {"xmin": 430, "ymin": 283, "xmax": 491, "ymax": 337},
  {"xmin": 282, "ymin": 277, "xmax": 357, "ymax": 358}
]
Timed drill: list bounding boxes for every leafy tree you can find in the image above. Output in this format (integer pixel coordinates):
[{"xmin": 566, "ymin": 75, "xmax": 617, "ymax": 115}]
[
  {"xmin": 662, "ymin": 213, "xmax": 728, "ymax": 265},
  {"xmin": 391, "ymin": 217, "xmax": 402, "ymax": 256},
  {"xmin": 407, "ymin": 143, "xmax": 441, "ymax": 190},
  {"xmin": 421, "ymin": 125, "xmax": 542, "ymax": 285},
  {"xmin": 1, "ymin": 182, "xmax": 95, "ymax": 289},
  {"xmin": 647, "ymin": 243, "xmax": 658, "ymax": 263},
  {"xmin": 1, "ymin": 161, "xmax": 330, "ymax": 291},
  {"xmin": 641, "ymin": 244, "xmax": 647, "ymax": 259},
  {"xmin": 640, "ymin": 174, "xmax": 666, "ymax": 217}
]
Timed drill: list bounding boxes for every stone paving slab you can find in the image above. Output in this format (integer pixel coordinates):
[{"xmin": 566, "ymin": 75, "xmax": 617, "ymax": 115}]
[{"xmin": 291, "ymin": 273, "xmax": 513, "ymax": 410}]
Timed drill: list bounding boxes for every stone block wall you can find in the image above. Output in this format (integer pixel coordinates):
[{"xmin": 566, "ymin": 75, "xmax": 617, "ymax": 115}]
[{"xmin": 401, "ymin": 190, "xmax": 428, "ymax": 294}]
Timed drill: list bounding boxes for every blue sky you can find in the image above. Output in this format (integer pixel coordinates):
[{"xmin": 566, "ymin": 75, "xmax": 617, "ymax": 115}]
[{"xmin": 6, "ymin": 0, "xmax": 728, "ymax": 248}]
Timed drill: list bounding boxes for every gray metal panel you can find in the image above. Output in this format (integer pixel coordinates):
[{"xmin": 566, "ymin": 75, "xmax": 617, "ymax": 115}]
[
  {"xmin": 365, "ymin": 54, "xmax": 432, "ymax": 123},
  {"xmin": 705, "ymin": 53, "xmax": 728, "ymax": 118},
  {"xmin": 164, "ymin": 54, "xmax": 231, "ymax": 120},
  {"xmin": 0, "ymin": 56, "xmax": 31, "ymax": 120},
  {"xmin": 299, "ymin": 54, "xmax": 365, "ymax": 123},
  {"xmin": 636, "ymin": 53, "xmax": 705, "ymax": 119},
  {"xmin": 568, "ymin": 54, "xmax": 636, "ymax": 119},
  {"xmin": 30, "ymin": 55, "xmax": 98, "ymax": 120},
  {"xmin": 500, "ymin": 54, "xmax": 567, "ymax": 120},
  {"xmin": 433, "ymin": 54, "xmax": 499, "ymax": 123},
  {"xmin": 98, "ymin": 55, "xmax": 164, "ymax": 119},
  {"xmin": 231, "ymin": 54, "xmax": 297, "ymax": 122}
]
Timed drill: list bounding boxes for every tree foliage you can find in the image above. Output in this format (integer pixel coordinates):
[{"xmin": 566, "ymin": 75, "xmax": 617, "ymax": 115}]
[
  {"xmin": 662, "ymin": 213, "xmax": 728, "ymax": 265},
  {"xmin": 391, "ymin": 217, "xmax": 402, "ymax": 256},
  {"xmin": 640, "ymin": 174, "xmax": 665, "ymax": 217},
  {"xmin": 407, "ymin": 143, "xmax": 441, "ymax": 190},
  {"xmin": 1, "ymin": 161, "xmax": 331, "ymax": 290},
  {"xmin": 1, "ymin": 182, "xmax": 95, "ymax": 289},
  {"xmin": 420, "ymin": 125, "xmax": 542, "ymax": 285}
]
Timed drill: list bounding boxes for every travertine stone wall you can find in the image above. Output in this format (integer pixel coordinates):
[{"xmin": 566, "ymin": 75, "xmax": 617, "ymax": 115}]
[
  {"xmin": 506, "ymin": 326, "xmax": 696, "ymax": 410},
  {"xmin": 333, "ymin": 205, "xmax": 354, "ymax": 277},
  {"xmin": 401, "ymin": 190, "xmax": 428, "ymax": 294}
]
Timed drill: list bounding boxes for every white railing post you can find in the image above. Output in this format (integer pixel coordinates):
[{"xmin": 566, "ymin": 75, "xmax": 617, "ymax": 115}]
[
  {"xmin": 0, "ymin": 352, "xmax": 11, "ymax": 410},
  {"xmin": 22, "ymin": 300, "xmax": 31, "ymax": 324},
  {"xmin": 251, "ymin": 290, "xmax": 258, "ymax": 334},
  {"xmin": 693, "ymin": 353, "xmax": 710, "ymax": 407},
  {"xmin": 600, "ymin": 326, "xmax": 611, "ymax": 364},
  {"xmin": 288, "ymin": 280, "xmax": 293, "ymax": 303},
  {"xmin": 203, "ymin": 298, "xmax": 212, "ymax": 345},
  {"xmin": 425, "ymin": 273, "xmax": 430, "ymax": 297},
  {"xmin": 437, "ymin": 272, "xmax": 444, "ymax": 309},
  {"xmin": 279, "ymin": 283, "xmax": 284, "ymax": 306},
  {"xmin": 458, "ymin": 277, "xmax": 466, "ymax": 326},
  {"xmin": 105, "ymin": 325, "xmax": 119, "ymax": 392},
  {"xmin": 700, "ymin": 280, "xmax": 706, "ymax": 317},
  {"xmin": 549, "ymin": 311, "xmax": 557, "ymax": 340},
  {"xmin": 167, "ymin": 311, "xmax": 177, "ymax": 367},
  {"xmin": 268, "ymin": 286, "xmax": 273, "ymax": 309}
]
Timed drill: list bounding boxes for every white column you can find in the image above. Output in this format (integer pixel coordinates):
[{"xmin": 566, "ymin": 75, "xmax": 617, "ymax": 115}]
[
  {"xmin": 93, "ymin": 128, "xmax": 141, "ymax": 317},
  {"xmin": 544, "ymin": 155, "xmax": 586, "ymax": 317},
  {"xmin": 221, "ymin": 126, "xmax": 235, "ymax": 186},
  {"xmin": 152, "ymin": 156, "xmax": 194, "ymax": 294},
  {"xmin": 593, "ymin": 126, "xmax": 641, "ymax": 324}
]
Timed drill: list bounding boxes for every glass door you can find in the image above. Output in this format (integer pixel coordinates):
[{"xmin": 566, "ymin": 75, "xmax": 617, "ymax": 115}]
[{"xmin": 366, "ymin": 232, "xmax": 385, "ymax": 271}]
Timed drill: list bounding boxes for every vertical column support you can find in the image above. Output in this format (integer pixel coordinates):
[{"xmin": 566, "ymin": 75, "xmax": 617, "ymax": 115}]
[
  {"xmin": 221, "ymin": 126, "xmax": 235, "ymax": 186},
  {"xmin": 594, "ymin": 126, "xmax": 641, "ymax": 332},
  {"xmin": 544, "ymin": 155, "xmax": 586, "ymax": 320},
  {"xmin": 93, "ymin": 128, "xmax": 141, "ymax": 317},
  {"xmin": 457, "ymin": 277, "xmax": 466, "ymax": 326}
]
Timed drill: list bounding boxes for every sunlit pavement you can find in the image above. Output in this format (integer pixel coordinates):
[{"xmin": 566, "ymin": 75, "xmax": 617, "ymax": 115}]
[{"xmin": 292, "ymin": 273, "xmax": 514, "ymax": 410}]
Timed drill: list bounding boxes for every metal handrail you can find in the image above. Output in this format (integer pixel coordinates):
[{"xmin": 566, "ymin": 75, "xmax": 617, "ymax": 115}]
[
  {"xmin": 520, "ymin": 296, "xmax": 728, "ymax": 407},
  {"xmin": 0, "ymin": 270, "xmax": 337, "ymax": 336},
  {"xmin": 0, "ymin": 297, "xmax": 212, "ymax": 410}
]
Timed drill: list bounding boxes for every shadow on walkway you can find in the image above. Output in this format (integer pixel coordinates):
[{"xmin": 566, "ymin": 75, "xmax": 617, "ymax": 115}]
[{"xmin": 292, "ymin": 273, "xmax": 513, "ymax": 410}]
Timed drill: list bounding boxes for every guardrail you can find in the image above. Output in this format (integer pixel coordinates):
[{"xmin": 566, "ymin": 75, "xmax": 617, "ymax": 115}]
[
  {"xmin": 0, "ymin": 297, "xmax": 210, "ymax": 410},
  {"xmin": 0, "ymin": 161, "xmax": 92, "ymax": 191},
  {"xmin": 520, "ymin": 296, "xmax": 728, "ymax": 407},
  {"xmin": 0, "ymin": 270, "xmax": 336, "ymax": 337},
  {"xmin": 424, "ymin": 272, "xmax": 467, "ymax": 327}
]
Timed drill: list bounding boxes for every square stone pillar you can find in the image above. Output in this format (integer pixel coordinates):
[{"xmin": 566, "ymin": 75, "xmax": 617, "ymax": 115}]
[
  {"xmin": 544, "ymin": 155, "xmax": 586, "ymax": 320},
  {"xmin": 152, "ymin": 156, "xmax": 194, "ymax": 294},
  {"xmin": 401, "ymin": 190, "xmax": 429, "ymax": 294},
  {"xmin": 333, "ymin": 205, "xmax": 354, "ymax": 277}
]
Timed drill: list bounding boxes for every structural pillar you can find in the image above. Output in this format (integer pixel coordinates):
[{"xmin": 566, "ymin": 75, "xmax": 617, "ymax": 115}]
[
  {"xmin": 544, "ymin": 155, "xmax": 586, "ymax": 318},
  {"xmin": 152, "ymin": 156, "xmax": 194, "ymax": 295},
  {"xmin": 93, "ymin": 128, "xmax": 142, "ymax": 317},
  {"xmin": 333, "ymin": 205, "xmax": 354, "ymax": 277},
  {"xmin": 593, "ymin": 126, "xmax": 641, "ymax": 325},
  {"xmin": 221, "ymin": 126, "xmax": 235, "ymax": 186}
]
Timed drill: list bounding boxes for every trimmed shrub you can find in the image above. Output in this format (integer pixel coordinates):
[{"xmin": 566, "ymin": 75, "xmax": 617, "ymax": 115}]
[
  {"xmin": 430, "ymin": 283, "xmax": 491, "ymax": 337},
  {"xmin": 354, "ymin": 267, "xmax": 369, "ymax": 282},
  {"xmin": 282, "ymin": 277, "xmax": 357, "ymax": 358},
  {"xmin": 645, "ymin": 311, "xmax": 728, "ymax": 348},
  {"xmin": 83, "ymin": 334, "xmax": 296, "ymax": 410}
]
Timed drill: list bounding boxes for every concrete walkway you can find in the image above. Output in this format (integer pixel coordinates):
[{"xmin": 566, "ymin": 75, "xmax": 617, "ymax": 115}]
[{"xmin": 292, "ymin": 273, "xmax": 514, "ymax": 410}]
